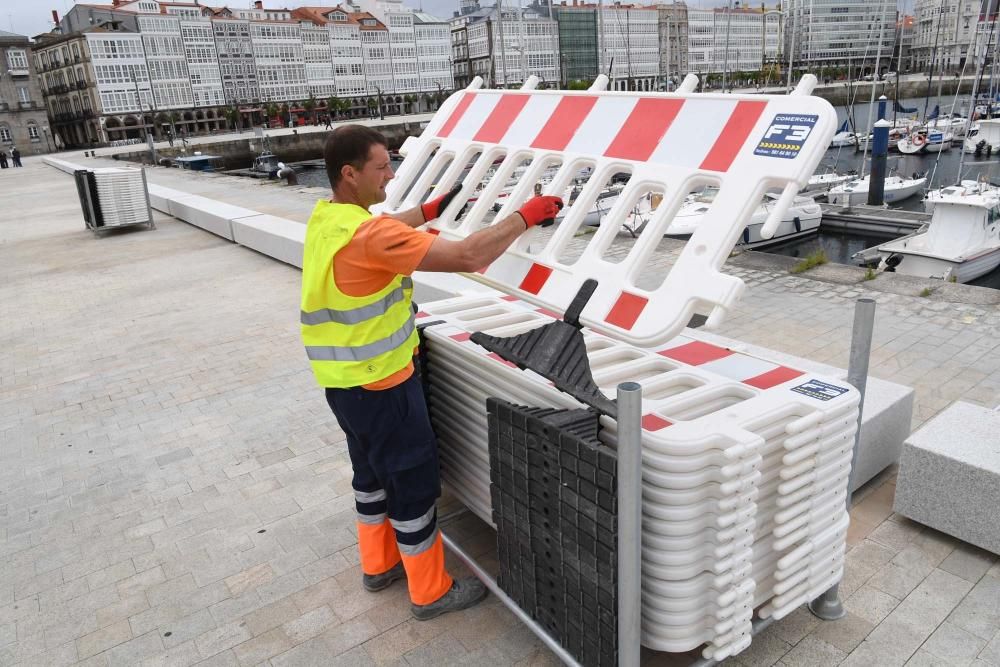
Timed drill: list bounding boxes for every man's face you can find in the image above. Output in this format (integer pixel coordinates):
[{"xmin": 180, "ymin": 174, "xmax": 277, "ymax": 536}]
[{"xmin": 351, "ymin": 144, "xmax": 394, "ymax": 208}]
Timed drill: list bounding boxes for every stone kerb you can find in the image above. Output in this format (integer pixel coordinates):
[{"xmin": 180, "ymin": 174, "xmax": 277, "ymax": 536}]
[
  {"xmin": 164, "ymin": 194, "xmax": 258, "ymax": 242},
  {"xmin": 230, "ymin": 214, "xmax": 305, "ymax": 268},
  {"xmin": 894, "ymin": 400, "xmax": 1000, "ymax": 555}
]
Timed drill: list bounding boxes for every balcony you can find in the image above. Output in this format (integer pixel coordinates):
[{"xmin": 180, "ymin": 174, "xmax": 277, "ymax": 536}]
[
  {"xmin": 8, "ymin": 68, "xmax": 29, "ymax": 77},
  {"xmin": 76, "ymin": 80, "xmax": 88, "ymax": 90},
  {"xmin": 19, "ymin": 101, "xmax": 36, "ymax": 110}
]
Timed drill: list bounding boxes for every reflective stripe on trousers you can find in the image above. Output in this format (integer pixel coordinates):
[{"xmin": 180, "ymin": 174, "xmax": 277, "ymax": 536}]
[{"xmin": 305, "ymin": 313, "xmax": 415, "ymax": 362}]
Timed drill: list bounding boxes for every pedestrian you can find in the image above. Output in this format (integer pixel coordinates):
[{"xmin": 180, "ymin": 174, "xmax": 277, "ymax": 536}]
[
  {"xmin": 0, "ymin": 150, "xmax": 7, "ymax": 169},
  {"xmin": 167, "ymin": 129, "xmax": 174, "ymax": 147},
  {"xmin": 324, "ymin": 115, "xmax": 332, "ymax": 130},
  {"xmin": 11, "ymin": 147, "xmax": 21, "ymax": 167},
  {"xmin": 301, "ymin": 125, "xmax": 562, "ymax": 620}
]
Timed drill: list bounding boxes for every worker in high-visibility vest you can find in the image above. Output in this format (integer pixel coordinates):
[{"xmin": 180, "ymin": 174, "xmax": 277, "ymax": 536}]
[{"xmin": 301, "ymin": 125, "xmax": 563, "ymax": 620}]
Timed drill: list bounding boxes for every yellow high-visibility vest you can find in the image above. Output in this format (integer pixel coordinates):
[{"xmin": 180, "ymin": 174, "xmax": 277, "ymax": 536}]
[{"xmin": 300, "ymin": 201, "xmax": 418, "ymax": 388}]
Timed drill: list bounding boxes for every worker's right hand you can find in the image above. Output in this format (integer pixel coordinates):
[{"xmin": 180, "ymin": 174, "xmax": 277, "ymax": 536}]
[{"xmin": 517, "ymin": 195, "xmax": 564, "ymax": 228}]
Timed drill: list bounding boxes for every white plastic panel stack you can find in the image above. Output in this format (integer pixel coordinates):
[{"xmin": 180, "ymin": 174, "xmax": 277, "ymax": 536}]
[
  {"xmin": 416, "ymin": 295, "xmax": 858, "ymax": 660},
  {"xmin": 91, "ymin": 168, "xmax": 152, "ymax": 227}
]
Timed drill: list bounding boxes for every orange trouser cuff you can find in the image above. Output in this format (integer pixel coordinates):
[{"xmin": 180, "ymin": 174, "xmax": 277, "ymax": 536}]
[
  {"xmin": 357, "ymin": 520, "xmax": 402, "ymax": 575},
  {"xmin": 401, "ymin": 532, "xmax": 453, "ymax": 605}
]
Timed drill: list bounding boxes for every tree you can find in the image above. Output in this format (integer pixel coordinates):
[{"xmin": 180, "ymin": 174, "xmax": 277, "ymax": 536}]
[
  {"xmin": 403, "ymin": 94, "xmax": 416, "ymax": 114},
  {"xmin": 326, "ymin": 95, "xmax": 337, "ymax": 120},
  {"xmin": 265, "ymin": 102, "xmax": 279, "ymax": 125},
  {"xmin": 303, "ymin": 94, "xmax": 317, "ymax": 124},
  {"xmin": 224, "ymin": 105, "xmax": 240, "ymax": 130}
]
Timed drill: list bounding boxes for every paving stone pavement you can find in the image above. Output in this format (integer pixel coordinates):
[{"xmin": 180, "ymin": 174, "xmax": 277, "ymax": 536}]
[{"xmin": 2, "ymin": 157, "xmax": 999, "ymax": 666}]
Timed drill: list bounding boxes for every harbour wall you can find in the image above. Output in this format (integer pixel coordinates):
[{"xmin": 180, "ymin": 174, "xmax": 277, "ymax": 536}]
[{"xmin": 113, "ymin": 119, "xmax": 427, "ymax": 169}]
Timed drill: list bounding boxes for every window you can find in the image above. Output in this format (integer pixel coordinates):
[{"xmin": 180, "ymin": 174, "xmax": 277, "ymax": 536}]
[
  {"xmin": 0, "ymin": 126, "xmax": 10, "ymax": 143},
  {"xmin": 6, "ymin": 48, "xmax": 28, "ymax": 71},
  {"xmin": 28, "ymin": 124, "xmax": 40, "ymax": 141},
  {"xmin": 17, "ymin": 87, "xmax": 29, "ymax": 103}
]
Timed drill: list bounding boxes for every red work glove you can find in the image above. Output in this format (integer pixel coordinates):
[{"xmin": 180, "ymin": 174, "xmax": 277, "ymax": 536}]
[
  {"xmin": 421, "ymin": 184, "xmax": 467, "ymax": 222},
  {"xmin": 517, "ymin": 195, "xmax": 564, "ymax": 228}
]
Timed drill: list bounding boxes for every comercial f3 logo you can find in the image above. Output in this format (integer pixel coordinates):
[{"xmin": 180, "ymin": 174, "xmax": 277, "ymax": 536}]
[{"xmin": 754, "ymin": 114, "xmax": 819, "ymax": 159}]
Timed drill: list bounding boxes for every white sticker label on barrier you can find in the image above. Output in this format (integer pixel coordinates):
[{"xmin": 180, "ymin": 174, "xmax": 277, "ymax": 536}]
[{"xmin": 379, "ymin": 77, "xmax": 836, "ymax": 346}]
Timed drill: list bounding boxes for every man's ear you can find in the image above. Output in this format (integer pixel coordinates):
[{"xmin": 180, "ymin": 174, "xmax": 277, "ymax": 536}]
[{"xmin": 340, "ymin": 163, "xmax": 355, "ymax": 186}]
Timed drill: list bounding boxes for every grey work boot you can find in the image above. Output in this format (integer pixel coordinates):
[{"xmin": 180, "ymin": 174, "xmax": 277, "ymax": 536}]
[
  {"xmin": 362, "ymin": 562, "xmax": 406, "ymax": 592},
  {"xmin": 411, "ymin": 577, "xmax": 488, "ymax": 621}
]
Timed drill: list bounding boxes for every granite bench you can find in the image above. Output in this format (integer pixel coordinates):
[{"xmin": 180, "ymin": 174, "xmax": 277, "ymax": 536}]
[{"xmin": 894, "ymin": 401, "xmax": 1000, "ymax": 555}]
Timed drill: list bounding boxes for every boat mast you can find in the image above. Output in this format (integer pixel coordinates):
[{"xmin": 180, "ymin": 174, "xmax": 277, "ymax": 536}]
[
  {"xmin": 957, "ymin": 0, "xmax": 991, "ymax": 185},
  {"xmin": 860, "ymin": 0, "xmax": 890, "ymax": 181},
  {"xmin": 894, "ymin": 20, "xmax": 904, "ymax": 128},
  {"xmin": 924, "ymin": 0, "xmax": 947, "ymax": 121}
]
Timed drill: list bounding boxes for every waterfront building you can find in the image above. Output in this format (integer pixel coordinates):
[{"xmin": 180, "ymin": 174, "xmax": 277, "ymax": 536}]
[
  {"xmin": 300, "ymin": 20, "xmax": 339, "ymax": 100},
  {"xmin": 0, "ymin": 30, "xmax": 50, "ymax": 153},
  {"xmin": 550, "ymin": 2, "xmax": 657, "ymax": 90},
  {"xmin": 451, "ymin": 2, "xmax": 559, "ymax": 89},
  {"xmin": 551, "ymin": 4, "xmax": 598, "ymax": 85},
  {"xmin": 178, "ymin": 19, "xmax": 225, "ymax": 109},
  {"xmin": 911, "ymin": 0, "xmax": 993, "ymax": 73},
  {"xmin": 450, "ymin": 13, "xmax": 473, "ymax": 89},
  {"xmin": 250, "ymin": 20, "xmax": 309, "ymax": 103},
  {"xmin": 658, "ymin": 2, "xmax": 690, "ymax": 90},
  {"xmin": 355, "ymin": 12, "xmax": 395, "ymax": 105},
  {"xmin": 211, "ymin": 18, "xmax": 261, "ymax": 105},
  {"xmin": 687, "ymin": 5, "xmax": 780, "ymax": 82},
  {"xmin": 783, "ymin": 0, "xmax": 895, "ymax": 72},
  {"xmin": 597, "ymin": 4, "xmax": 660, "ymax": 91},
  {"xmin": 136, "ymin": 14, "xmax": 194, "ymax": 111},
  {"xmin": 356, "ymin": 0, "xmax": 421, "ymax": 96},
  {"xmin": 414, "ymin": 13, "xmax": 455, "ymax": 102}
]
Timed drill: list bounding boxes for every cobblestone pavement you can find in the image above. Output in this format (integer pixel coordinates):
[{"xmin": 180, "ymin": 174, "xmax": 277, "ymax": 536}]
[{"xmin": 2, "ymin": 157, "xmax": 999, "ymax": 666}]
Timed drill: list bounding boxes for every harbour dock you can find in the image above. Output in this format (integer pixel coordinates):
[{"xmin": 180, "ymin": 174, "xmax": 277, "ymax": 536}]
[
  {"xmin": 4, "ymin": 151, "xmax": 1000, "ymax": 665},
  {"xmin": 818, "ymin": 202, "xmax": 930, "ymax": 235}
]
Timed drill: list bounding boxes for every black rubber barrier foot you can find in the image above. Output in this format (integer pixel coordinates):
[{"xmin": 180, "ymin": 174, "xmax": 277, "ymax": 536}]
[{"xmin": 471, "ymin": 280, "xmax": 619, "ymax": 418}]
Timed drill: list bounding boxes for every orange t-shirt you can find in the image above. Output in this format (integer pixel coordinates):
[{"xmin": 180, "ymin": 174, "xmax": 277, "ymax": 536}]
[{"xmin": 333, "ymin": 214, "xmax": 436, "ymax": 390}]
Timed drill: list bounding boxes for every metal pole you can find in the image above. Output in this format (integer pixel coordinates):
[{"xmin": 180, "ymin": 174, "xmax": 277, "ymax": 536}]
[
  {"xmin": 441, "ymin": 532, "xmax": 582, "ymax": 667},
  {"xmin": 809, "ymin": 297, "xmax": 876, "ymax": 621},
  {"xmin": 616, "ymin": 382, "xmax": 642, "ymax": 667}
]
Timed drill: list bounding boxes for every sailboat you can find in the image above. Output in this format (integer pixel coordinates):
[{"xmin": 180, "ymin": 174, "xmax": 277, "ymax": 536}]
[
  {"xmin": 827, "ymin": 172, "xmax": 927, "ymax": 206},
  {"xmin": 830, "ymin": 119, "xmax": 858, "ymax": 147}
]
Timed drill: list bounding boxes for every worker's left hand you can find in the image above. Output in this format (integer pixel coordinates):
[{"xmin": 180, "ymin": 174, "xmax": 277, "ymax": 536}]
[{"xmin": 421, "ymin": 184, "xmax": 468, "ymax": 222}]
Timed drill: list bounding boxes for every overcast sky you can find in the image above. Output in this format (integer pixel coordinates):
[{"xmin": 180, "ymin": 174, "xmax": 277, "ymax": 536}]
[{"xmin": 0, "ymin": 0, "xmax": 913, "ymax": 41}]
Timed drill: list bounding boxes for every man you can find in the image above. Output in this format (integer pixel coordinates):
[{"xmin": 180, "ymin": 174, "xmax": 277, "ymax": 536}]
[
  {"xmin": 11, "ymin": 147, "xmax": 21, "ymax": 168},
  {"xmin": 301, "ymin": 125, "xmax": 562, "ymax": 620}
]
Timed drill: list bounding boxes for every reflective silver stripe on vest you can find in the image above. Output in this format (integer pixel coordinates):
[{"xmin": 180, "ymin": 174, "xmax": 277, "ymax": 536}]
[
  {"xmin": 389, "ymin": 506, "xmax": 435, "ymax": 534},
  {"xmin": 357, "ymin": 511, "xmax": 386, "ymax": 525},
  {"xmin": 301, "ymin": 277, "xmax": 413, "ymax": 326},
  {"xmin": 305, "ymin": 313, "xmax": 415, "ymax": 363}
]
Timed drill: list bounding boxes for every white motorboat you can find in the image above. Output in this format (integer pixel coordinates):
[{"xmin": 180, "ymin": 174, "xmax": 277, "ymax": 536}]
[
  {"xmin": 963, "ymin": 118, "xmax": 1000, "ymax": 153},
  {"xmin": 869, "ymin": 183, "xmax": 1000, "ymax": 282},
  {"xmin": 923, "ymin": 179, "xmax": 1000, "ymax": 213},
  {"xmin": 664, "ymin": 190, "xmax": 822, "ymax": 249},
  {"xmin": 926, "ymin": 113, "xmax": 971, "ymax": 136},
  {"xmin": 897, "ymin": 128, "xmax": 954, "ymax": 154},
  {"xmin": 857, "ymin": 126, "xmax": 909, "ymax": 150},
  {"xmin": 801, "ymin": 171, "xmax": 854, "ymax": 194},
  {"xmin": 827, "ymin": 174, "xmax": 927, "ymax": 207}
]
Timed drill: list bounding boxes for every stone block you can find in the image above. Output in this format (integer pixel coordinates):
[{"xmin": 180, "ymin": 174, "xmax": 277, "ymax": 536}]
[
  {"xmin": 894, "ymin": 401, "xmax": 1000, "ymax": 555},
  {"xmin": 147, "ymin": 184, "xmax": 185, "ymax": 214},
  {"xmin": 230, "ymin": 214, "xmax": 305, "ymax": 269},
  {"xmin": 166, "ymin": 196, "xmax": 257, "ymax": 241}
]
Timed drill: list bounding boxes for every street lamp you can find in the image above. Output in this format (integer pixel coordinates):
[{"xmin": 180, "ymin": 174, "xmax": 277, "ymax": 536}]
[
  {"xmin": 41, "ymin": 125, "xmax": 51, "ymax": 153},
  {"xmin": 435, "ymin": 81, "xmax": 443, "ymax": 110}
]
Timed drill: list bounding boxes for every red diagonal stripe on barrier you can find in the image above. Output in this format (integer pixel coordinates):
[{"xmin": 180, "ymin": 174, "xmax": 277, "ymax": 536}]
[
  {"xmin": 604, "ymin": 98, "xmax": 684, "ymax": 162},
  {"xmin": 474, "ymin": 94, "xmax": 531, "ymax": 143},
  {"xmin": 699, "ymin": 100, "xmax": 768, "ymax": 172},
  {"xmin": 658, "ymin": 341, "xmax": 733, "ymax": 365},
  {"xmin": 450, "ymin": 332, "xmax": 472, "ymax": 342},
  {"xmin": 743, "ymin": 366, "xmax": 803, "ymax": 389},
  {"xmin": 531, "ymin": 96, "xmax": 598, "ymax": 150},
  {"xmin": 519, "ymin": 263, "xmax": 553, "ymax": 295},
  {"xmin": 642, "ymin": 414, "xmax": 673, "ymax": 431},
  {"xmin": 605, "ymin": 291, "xmax": 647, "ymax": 330},
  {"xmin": 437, "ymin": 93, "xmax": 474, "ymax": 138}
]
